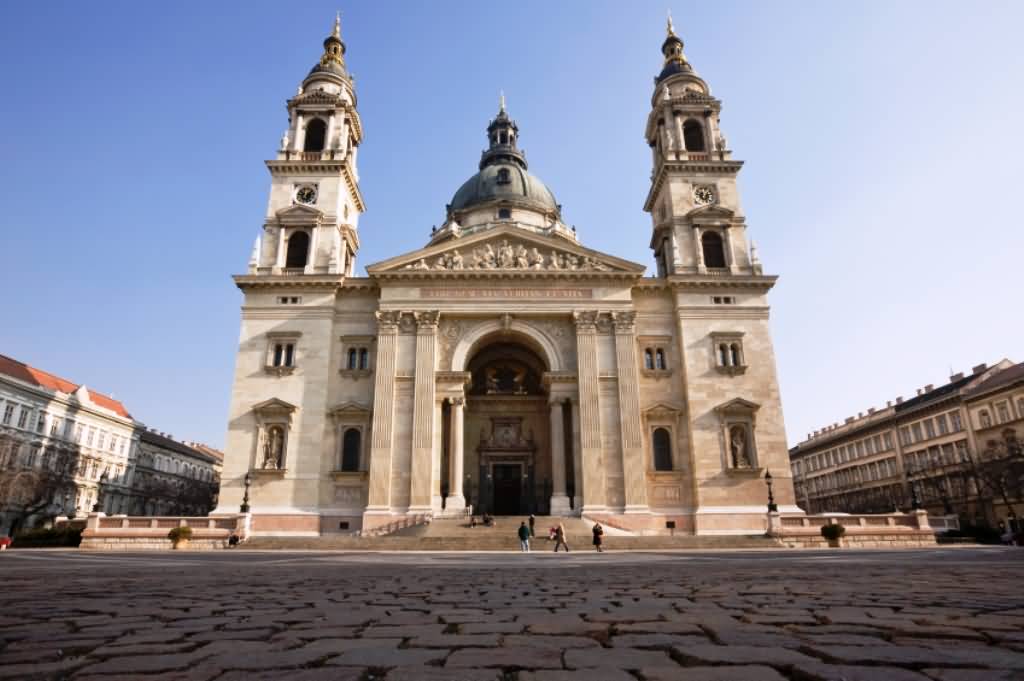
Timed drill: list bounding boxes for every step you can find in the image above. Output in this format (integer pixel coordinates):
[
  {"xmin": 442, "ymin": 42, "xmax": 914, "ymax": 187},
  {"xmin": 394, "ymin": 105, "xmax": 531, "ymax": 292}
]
[{"xmin": 241, "ymin": 534, "xmax": 782, "ymax": 551}]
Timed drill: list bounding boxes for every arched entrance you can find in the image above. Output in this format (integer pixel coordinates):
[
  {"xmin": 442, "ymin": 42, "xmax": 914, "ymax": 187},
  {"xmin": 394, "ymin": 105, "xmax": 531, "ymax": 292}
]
[{"xmin": 462, "ymin": 338, "xmax": 550, "ymax": 515}]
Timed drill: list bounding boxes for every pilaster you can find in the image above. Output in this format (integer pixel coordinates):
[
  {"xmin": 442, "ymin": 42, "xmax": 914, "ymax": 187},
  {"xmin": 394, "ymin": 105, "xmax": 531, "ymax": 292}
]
[
  {"xmin": 573, "ymin": 310, "xmax": 607, "ymax": 512},
  {"xmin": 408, "ymin": 310, "xmax": 439, "ymax": 513},
  {"xmin": 364, "ymin": 311, "xmax": 400, "ymax": 515},
  {"xmin": 613, "ymin": 311, "xmax": 649, "ymax": 513}
]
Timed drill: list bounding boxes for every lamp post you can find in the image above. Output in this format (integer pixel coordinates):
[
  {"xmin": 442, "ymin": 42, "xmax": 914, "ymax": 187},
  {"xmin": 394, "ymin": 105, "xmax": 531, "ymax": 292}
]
[
  {"xmin": 764, "ymin": 470, "xmax": 778, "ymax": 512},
  {"xmin": 92, "ymin": 472, "xmax": 109, "ymax": 513},
  {"xmin": 239, "ymin": 471, "xmax": 252, "ymax": 513}
]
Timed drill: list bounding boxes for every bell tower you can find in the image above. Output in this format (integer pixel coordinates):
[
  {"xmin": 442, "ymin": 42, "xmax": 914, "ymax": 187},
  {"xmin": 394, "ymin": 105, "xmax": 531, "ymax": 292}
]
[
  {"xmin": 248, "ymin": 15, "xmax": 365, "ymax": 277},
  {"xmin": 642, "ymin": 15, "xmax": 761, "ymax": 278}
]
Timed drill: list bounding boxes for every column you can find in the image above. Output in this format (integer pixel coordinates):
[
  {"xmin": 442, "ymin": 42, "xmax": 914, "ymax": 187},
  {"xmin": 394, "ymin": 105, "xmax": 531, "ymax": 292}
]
[
  {"xmin": 275, "ymin": 227, "xmax": 287, "ymax": 271},
  {"xmin": 573, "ymin": 310, "xmax": 607, "ymax": 512},
  {"xmin": 571, "ymin": 398, "xmax": 583, "ymax": 511},
  {"xmin": 694, "ymin": 226, "xmax": 706, "ymax": 273},
  {"xmin": 549, "ymin": 400, "xmax": 571, "ymax": 515},
  {"xmin": 325, "ymin": 114, "xmax": 336, "ymax": 152},
  {"xmin": 448, "ymin": 397, "xmax": 466, "ymax": 510},
  {"xmin": 673, "ymin": 113, "xmax": 685, "ymax": 157},
  {"xmin": 293, "ymin": 114, "xmax": 304, "ymax": 151},
  {"xmin": 723, "ymin": 226, "xmax": 737, "ymax": 274},
  {"xmin": 304, "ymin": 227, "xmax": 319, "ymax": 274},
  {"xmin": 613, "ymin": 311, "xmax": 650, "ymax": 514},
  {"xmin": 408, "ymin": 310, "xmax": 439, "ymax": 513},
  {"xmin": 364, "ymin": 311, "xmax": 400, "ymax": 515},
  {"xmin": 431, "ymin": 397, "xmax": 443, "ymax": 512}
]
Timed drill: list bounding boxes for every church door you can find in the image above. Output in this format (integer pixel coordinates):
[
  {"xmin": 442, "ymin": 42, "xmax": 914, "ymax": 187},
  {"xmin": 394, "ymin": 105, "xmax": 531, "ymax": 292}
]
[{"xmin": 492, "ymin": 463, "xmax": 522, "ymax": 515}]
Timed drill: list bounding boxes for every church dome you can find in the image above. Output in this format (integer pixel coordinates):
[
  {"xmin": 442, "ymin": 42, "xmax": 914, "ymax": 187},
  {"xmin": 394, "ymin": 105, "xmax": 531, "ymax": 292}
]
[{"xmin": 450, "ymin": 162, "xmax": 558, "ymax": 215}]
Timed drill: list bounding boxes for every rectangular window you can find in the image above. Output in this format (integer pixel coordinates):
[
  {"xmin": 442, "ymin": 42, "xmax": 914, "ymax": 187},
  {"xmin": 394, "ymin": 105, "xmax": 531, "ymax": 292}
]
[
  {"xmin": 949, "ymin": 411, "xmax": 963, "ymax": 432},
  {"xmin": 97, "ymin": 431, "xmax": 106, "ymax": 450},
  {"xmin": 883, "ymin": 432, "xmax": 893, "ymax": 450},
  {"xmin": 865, "ymin": 438, "xmax": 875, "ymax": 455},
  {"xmin": 119, "ymin": 439, "xmax": 126, "ymax": 455},
  {"xmin": 36, "ymin": 413, "xmax": 46, "ymax": 433},
  {"xmin": 857, "ymin": 441, "xmax": 866, "ymax": 457},
  {"xmin": 17, "ymin": 408, "xmax": 29, "ymax": 429},
  {"xmin": 996, "ymin": 402, "xmax": 1011, "ymax": 424},
  {"xmin": 272, "ymin": 342, "xmax": 296, "ymax": 367},
  {"xmin": 924, "ymin": 419, "xmax": 935, "ymax": 439},
  {"xmin": 911, "ymin": 423, "xmax": 923, "ymax": 443},
  {"xmin": 899, "ymin": 427, "xmax": 911, "ymax": 446},
  {"xmin": 935, "ymin": 414, "xmax": 948, "ymax": 435},
  {"xmin": 86, "ymin": 427, "xmax": 95, "ymax": 447},
  {"xmin": 109, "ymin": 435, "xmax": 118, "ymax": 452},
  {"xmin": 2, "ymin": 404, "xmax": 13, "ymax": 425},
  {"xmin": 50, "ymin": 418, "xmax": 60, "ymax": 436}
]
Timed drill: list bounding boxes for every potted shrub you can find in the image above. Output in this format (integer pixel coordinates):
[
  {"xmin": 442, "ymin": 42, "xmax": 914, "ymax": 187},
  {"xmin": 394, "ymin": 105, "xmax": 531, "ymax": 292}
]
[
  {"xmin": 820, "ymin": 522, "xmax": 846, "ymax": 548},
  {"xmin": 167, "ymin": 526, "xmax": 193, "ymax": 550}
]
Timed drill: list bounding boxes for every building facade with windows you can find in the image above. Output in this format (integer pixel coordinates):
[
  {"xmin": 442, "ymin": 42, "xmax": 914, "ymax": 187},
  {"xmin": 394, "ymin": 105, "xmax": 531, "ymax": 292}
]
[
  {"xmin": 788, "ymin": 359, "xmax": 1022, "ymax": 527},
  {"xmin": 0, "ymin": 354, "xmax": 222, "ymax": 535},
  {"xmin": 214, "ymin": 18, "xmax": 797, "ymax": 535}
]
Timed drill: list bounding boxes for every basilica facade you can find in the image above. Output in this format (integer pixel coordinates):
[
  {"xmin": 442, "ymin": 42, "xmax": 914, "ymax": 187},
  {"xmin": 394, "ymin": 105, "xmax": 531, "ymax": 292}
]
[{"xmin": 213, "ymin": 17, "xmax": 799, "ymax": 535}]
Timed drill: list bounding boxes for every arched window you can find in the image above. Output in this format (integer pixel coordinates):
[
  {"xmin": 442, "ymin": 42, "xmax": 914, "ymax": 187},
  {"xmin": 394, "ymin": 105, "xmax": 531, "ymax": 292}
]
[
  {"xmin": 496, "ymin": 168, "xmax": 511, "ymax": 185},
  {"xmin": 499, "ymin": 131, "xmax": 508, "ymax": 144},
  {"xmin": 701, "ymin": 231, "xmax": 726, "ymax": 268},
  {"xmin": 359, "ymin": 349, "xmax": 369, "ymax": 369},
  {"xmin": 653, "ymin": 428, "xmax": 673, "ymax": 471},
  {"xmin": 683, "ymin": 119, "xmax": 705, "ymax": 151},
  {"xmin": 347, "ymin": 349, "xmax": 358, "ymax": 370},
  {"xmin": 303, "ymin": 118, "xmax": 327, "ymax": 152},
  {"xmin": 644, "ymin": 349, "xmax": 654, "ymax": 370},
  {"xmin": 341, "ymin": 428, "xmax": 361, "ymax": 472},
  {"xmin": 285, "ymin": 231, "xmax": 310, "ymax": 268},
  {"xmin": 719, "ymin": 343, "xmax": 730, "ymax": 367},
  {"xmin": 498, "ymin": 208, "xmax": 511, "ymax": 219},
  {"xmin": 655, "ymin": 349, "xmax": 667, "ymax": 370},
  {"xmin": 730, "ymin": 344, "xmax": 741, "ymax": 367}
]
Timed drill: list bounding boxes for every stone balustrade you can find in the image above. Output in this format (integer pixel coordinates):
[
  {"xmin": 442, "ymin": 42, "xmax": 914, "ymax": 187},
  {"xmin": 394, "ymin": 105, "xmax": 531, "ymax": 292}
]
[
  {"xmin": 769, "ymin": 510, "xmax": 938, "ymax": 548},
  {"xmin": 77, "ymin": 512, "xmax": 249, "ymax": 551}
]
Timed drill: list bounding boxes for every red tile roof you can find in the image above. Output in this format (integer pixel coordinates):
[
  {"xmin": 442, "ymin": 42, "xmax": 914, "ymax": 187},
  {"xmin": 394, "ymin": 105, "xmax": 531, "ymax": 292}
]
[{"xmin": 0, "ymin": 354, "xmax": 132, "ymax": 418}]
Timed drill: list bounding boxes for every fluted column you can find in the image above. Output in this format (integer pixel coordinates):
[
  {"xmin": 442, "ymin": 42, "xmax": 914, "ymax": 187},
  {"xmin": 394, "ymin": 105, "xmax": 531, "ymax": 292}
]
[
  {"xmin": 613, "ymin": 311, "xmax": 649, "ymax": 513},
  {"xmin": 408, "ymin": 310, "xmax": 439, "ymax": 513},
  {"xmin": 549, "ymin": 400, "xmax": 571, "ymax": 515},
  {"xmin": 365, "ymin": 311, "xmax": 401, "ymax": 514},
  {"xmin": 448, "ymin": 397, "xmax": 466, "ymax": 510},
  {"xmin": 573, "ymin": 310, "xmax": 606, "ymax": 512},
  {"xmin": 571, "ymin": 398, "xmax": 582, "ymax": 510}
]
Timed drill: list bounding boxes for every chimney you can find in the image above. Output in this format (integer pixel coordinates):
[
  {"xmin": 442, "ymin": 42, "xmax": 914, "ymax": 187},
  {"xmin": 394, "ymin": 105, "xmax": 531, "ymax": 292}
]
[
  {"xmin": 896, "ymin": 396, "xmax": 903, "ymax": 404},
  {"xmin": 916, "ymin": 389, "xmax": 922, "ymax": 396},
  {"xmin": 844, "ymin": 417, "xmax": 854, "ymax": 424},
  {"xmin": 950, "ymin": 372, "xmax": 964, "ymax": 382},
  {"xmin": 868, "ymin": 407, "xmax": 876, "ymax": 414},
  {"xmin": 925, "ymin": 384, "xmax": 934, "ymax": 392},
  {"xmin": 972, "ymin": 363, "xmax": 988, "ymax": 375},
  {"xmin": 886, "ymin": 401, "xmax": 892, "ymax": 407}
]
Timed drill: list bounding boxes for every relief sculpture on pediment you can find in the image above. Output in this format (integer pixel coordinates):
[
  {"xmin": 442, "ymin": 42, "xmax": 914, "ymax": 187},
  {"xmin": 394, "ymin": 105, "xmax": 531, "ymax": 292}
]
[{"xmin": 404, "ymin": 238, "xmax": 613, "ymax": 272}]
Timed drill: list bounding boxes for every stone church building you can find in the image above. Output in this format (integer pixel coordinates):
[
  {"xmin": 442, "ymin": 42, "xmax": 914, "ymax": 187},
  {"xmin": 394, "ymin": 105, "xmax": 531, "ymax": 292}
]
[{"xmin": 213, "ymin": 17, "xmax": 798, "ymax": 535}]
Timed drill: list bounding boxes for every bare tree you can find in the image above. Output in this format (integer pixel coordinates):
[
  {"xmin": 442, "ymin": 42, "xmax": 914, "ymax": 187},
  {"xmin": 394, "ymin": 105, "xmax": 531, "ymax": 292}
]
[{"xmin": 0, "ymin": 445, "xmax": 78, "ymax": 535}]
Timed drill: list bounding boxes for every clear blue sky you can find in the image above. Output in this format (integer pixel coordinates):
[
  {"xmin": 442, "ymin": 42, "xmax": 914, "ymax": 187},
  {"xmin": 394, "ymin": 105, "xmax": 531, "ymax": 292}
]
[{"xmin": 1, "ymin": 2, "xmax": 1021, "ymax": 450}]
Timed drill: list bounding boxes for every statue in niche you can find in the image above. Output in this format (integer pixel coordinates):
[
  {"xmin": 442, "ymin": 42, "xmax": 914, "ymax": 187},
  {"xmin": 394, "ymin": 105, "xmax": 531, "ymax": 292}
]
[
  {"xmin": 730, "ymin": 426, "xmax": 751, "ymax": 468},
  {"xmin": 262, "ymin": 426, "xmax": 284, "ymax": 469}
]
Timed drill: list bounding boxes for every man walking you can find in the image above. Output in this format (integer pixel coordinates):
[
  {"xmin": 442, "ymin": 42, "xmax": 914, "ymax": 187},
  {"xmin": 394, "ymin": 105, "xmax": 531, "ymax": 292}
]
[
  {"xmin": 518, "ymin": 521, "xmax": 531, "ymax": 552},
  {"xmin": 553, "ymin": 522, "xmax": 570, "ymax": 552},
  {"xmin": 528, "ymin": 513, "xmax": 536, "ymax": 537}
]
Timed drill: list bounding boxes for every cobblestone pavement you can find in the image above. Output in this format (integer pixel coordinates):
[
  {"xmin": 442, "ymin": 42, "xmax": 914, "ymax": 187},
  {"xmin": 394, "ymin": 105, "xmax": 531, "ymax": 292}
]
[{"xmin": 2, "ymin": 548, "xmax": 1023, "ymax": 680}]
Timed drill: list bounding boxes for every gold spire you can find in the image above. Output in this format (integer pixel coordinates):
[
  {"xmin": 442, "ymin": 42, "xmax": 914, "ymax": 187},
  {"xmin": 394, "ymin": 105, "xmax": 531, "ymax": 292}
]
[
  {"xmin": 333, "ymin": 11, "xmax": 341, "ymax": 38},
  {"xmin": 667, "ymin": 9, "xmax": 676, "ymax": 36},
  {"xmin": 320, "ymin": 12, "xmax": 346, "ymax": 68}
]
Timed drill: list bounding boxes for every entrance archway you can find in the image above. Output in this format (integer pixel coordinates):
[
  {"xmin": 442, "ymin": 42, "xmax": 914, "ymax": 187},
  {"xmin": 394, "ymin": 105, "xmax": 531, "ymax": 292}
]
[{"xmin": 460, "ymin": 338, "xmax": 550, "ymax": 515}]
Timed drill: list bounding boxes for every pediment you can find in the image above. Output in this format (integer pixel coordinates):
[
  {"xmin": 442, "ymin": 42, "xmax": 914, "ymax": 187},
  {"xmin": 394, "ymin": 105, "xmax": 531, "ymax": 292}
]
[
  {"xmin": 329, "ymin": 401, "xmax": 371, "ymax": 416},
  {"xmin": 685, "ymin": 204, "xmax": 735, "ymax": 221},
  {"xmin": 366, "ymin": 225, "xmax": 646, "ymax": 277},
  {"xmin": 643, "ymin": 401, "xmax": 686, "ymax": 419},
  {"xmin": 714, "ymin": 397, "xmax": 760, "ymax": 414},
  {"xmin": 274, "ymin": 204, "xmax": 324, "ymax": 225},
  {"xmin": 252, "ymin": 398, "xmax": 299, "ymax": 414}
]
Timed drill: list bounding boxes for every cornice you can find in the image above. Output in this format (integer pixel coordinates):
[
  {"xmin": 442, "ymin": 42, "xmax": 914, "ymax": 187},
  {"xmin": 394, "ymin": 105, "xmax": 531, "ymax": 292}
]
[
  {"xmin": 676, "ymin": 307, "xmax": 770, "ymax": 320},
  {"xmin": 666, "ymin": 274, "xmax": 778, "ymax": 291},
  {"xmin": 371, "ymin": 270, "xmax": 641, "ymax": 282},
  {"xmin": 234, "ymin": 274, "xmax": 343, "ymax": 291}
]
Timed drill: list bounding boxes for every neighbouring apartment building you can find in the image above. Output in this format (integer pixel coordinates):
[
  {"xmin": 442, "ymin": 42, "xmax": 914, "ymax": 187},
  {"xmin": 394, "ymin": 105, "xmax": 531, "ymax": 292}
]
[
  {"xmin": 0, "ymin": 354, "xmax": 223, "ymax": 535},
  {"xmin": 788, "ymin": 359, "xmax": 1023, "ymax": 528}
]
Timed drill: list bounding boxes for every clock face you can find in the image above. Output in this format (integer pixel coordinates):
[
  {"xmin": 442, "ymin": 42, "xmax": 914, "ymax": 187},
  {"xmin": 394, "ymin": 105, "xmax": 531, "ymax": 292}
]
[
  {"xmin": 295, "ymin": 185, "xmax": 317, "ymax": 205},
  {"xmin": 694, "ymin": 186, "xmax": 715, "ymax": 205}
]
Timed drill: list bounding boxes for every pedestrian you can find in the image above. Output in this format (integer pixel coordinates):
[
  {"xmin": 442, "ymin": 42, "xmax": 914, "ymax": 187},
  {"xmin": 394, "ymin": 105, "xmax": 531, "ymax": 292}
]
[
  {"xmin": 529, "ymin": 513, "xmax": 536, "ymax": 537},
  {"xmin": 518, "ymin": 521, "xmax": 531, "ymax": 552},
  {"xmin": 227, "ymin": 533, "xmax": 240, "ymax": 548},
  {"xmin": 553, "ymin": 522, "xmax": 570, "ymax": 552},
  {"xmin": 592, "ymin": 521, "xmax": 604, "ymax": 552}
]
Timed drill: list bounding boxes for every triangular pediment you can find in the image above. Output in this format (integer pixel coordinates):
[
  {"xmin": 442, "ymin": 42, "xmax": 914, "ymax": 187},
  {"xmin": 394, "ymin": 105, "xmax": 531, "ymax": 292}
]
[
  {"xmin": 329, "ymin": 401, "xmax": 371, "ymax": 416},
  {"xmin": 643, "ymin": 401, "xmax": 686, "ymax": 418},
  {"xmin": 366, "ymin": 225, "xmax": 646, "ymax": 277},
  {"xmin": 252, "ymin": 398, "xmax": 299, "ymax": 414},
  {"xmin": 685, "ymin": 204, "xmax": 735, "ymax": 220},
  {"xmin": 274, "ymin": 204, "xmax": 324, "ymax": 225},
  {"xmin": 714, "ymin": 397, "xmax": 760, "ymax": 414}
]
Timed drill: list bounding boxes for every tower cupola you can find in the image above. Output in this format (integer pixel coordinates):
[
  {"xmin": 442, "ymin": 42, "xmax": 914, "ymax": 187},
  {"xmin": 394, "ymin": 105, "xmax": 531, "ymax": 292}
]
[
  {"xmin": 657, "ymin": 13, "xmax": 693, "ymax": 83},
  {"xmin": 480, "ymin": 94, "xmax": 527, "ymax": 171},
  {"xmin": 304, "ymin": 13, "xmax": 350, "ymax": 87}
]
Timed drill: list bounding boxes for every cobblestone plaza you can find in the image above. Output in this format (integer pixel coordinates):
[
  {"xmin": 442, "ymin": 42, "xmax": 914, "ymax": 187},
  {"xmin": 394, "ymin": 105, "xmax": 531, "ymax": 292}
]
[{"xmin": 2, "ymin": 548, "xmax": 1023, "ymax": 680}]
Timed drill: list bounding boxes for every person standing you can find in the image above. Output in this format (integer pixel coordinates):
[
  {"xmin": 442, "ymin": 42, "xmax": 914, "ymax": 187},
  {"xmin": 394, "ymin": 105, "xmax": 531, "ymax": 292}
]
[
  {"xmin": 553, "ymin": 522, "xmax": 570, "ymax": 552},
  {"xmin": 592, "ymin": 522, "xmax": 604, "ymax": 553},
  {"xmin": 518, "ymin": 521, "xmax": 531, "ymax": 552},
  {"xmin": 528, "ymin": 513, "xmax": 536, "ymax": 537}
]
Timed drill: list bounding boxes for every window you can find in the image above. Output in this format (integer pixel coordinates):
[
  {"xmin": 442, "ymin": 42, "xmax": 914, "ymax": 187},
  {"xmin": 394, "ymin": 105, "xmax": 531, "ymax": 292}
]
[
  {"xmin": 49, "ymin": 418, "xmax": 60, "ymax": 436},
  {"xmin": 340, "ymin": 337, "xmax": 374, "ymax": 376},
  {"xmin": 16, "ymin": 408, "xmax": 28, "ymax": 429},
  {"xmin": 655, "ymin": 349, "xmax": 667, "ymax": 370},
  {"xmin": 899, "ymin": 427, "xmax": 911, "ymax": 447},
  {"xmin": 109, "ymin": 435, "xmax": 118, "ymax": 452},
  {"xmin": 979, "ymin": 410, "xmax": 992, "ymax": 428},
  {"xmin": 496, "ymin": 168, "xmax": 511, "ymax": 185},
  {"xmin": 303, "ymin": 117, "xmax": 327, "ymax": 152},
  {"xmin": 996, "ymin": 402, "xmax": 1011, "ymax": 424},
  {"xmin": 949, "ymin": 411, "xmax": 963, "ymax": 432},
  {"xmin": 497, "ymin": 208, "xmax": 511, "ymax": 219},
  {"xmin": 1, "ymin": 404, "xmax": 12, "ymax": 425},
  {"xmin": 652, "ymin": 428, "xmax": 673, "ymax": 471},
  {"xmin": 277, "ymin": 296, "xmax": 302, "ymax": 305},
  {"xmin": 936, "ymin": 414, "xmax": 948, "ymax": 435},
  {"xmin": 711, "ymin": 296, "xmax": 736, "ymax": 305},
  {"xmin": 729, "ymin": 344, "xmax": 741, "ymax": 367},
  {"xmin": 865, "ymin": 438, "xmax": 875, "ymax": 455},
  {"xmin": 1018, "ymin": 397, "xmax": 1024, "ymax": 419},
  {"xmin": 683, "ymin": 119, "xmax": 705, "ymax": 151},
  {"xmin": 911, "ymin": 423, "xmax": 923, "ymax": 442},
  {"xmin": 36, "ymin": 413, "xmax": 46, "ymax": 433},
  {"xmin": 924, "ymin": 419, "xmax": 935, "ymax": 439},
  {"xmin": 341, "ymin": 428, "xmax": 362, "ymax": 472},
  {"xmin": 701, "ymin": 231, "xmax": 726, "ymax": 268},
  {"xmin": 883, "ymin": 432, "xmax": 893, "ymax": 450},
  {"xmin": 285, "ymin": 231, "xmax": 310, "ymax": 269},
  {"xmin": 644, "ymin": 349, "xmax": 654, "ymax": 370},
  {"xmin": 711, "ymin": 333, "xmax": 745, "ymax": 375}
]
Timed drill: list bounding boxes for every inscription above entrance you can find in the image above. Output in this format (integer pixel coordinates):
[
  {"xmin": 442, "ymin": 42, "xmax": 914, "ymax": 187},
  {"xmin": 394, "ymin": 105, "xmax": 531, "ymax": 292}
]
[{"xmin": 421, "ymin": 288, "xmax": 593, "ymax": 300}]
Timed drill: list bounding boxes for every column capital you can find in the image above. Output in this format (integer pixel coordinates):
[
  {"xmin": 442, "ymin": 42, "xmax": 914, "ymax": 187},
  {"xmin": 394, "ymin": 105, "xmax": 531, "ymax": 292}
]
[
  {"xmin": 375, "ymin": 310, "xmax": 402, "ymax": 333},
  {"xmin": 451, "ymin": 396, "xmax": 465, "ymax": 407},
  {"xmin": 415, "ymin": 310, "xmax": 440, "ymax": 331},
  {"xmin": 612, "ymin": 310, "xmax": 637, "ymax": 332},
  {"xmin": 572, "ymin": 309, "xmax": 600, "ymax": 332}
]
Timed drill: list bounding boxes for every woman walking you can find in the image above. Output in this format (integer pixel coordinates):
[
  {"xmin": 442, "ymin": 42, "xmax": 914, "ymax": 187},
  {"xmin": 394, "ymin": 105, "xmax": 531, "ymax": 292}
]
[
  {"xmin": 553, "ymin": 522, "xmax": 570, "ymax": 552},
  {"xmin": 592, "ymin": 522, "xmax": 604, "ymax": 552}
]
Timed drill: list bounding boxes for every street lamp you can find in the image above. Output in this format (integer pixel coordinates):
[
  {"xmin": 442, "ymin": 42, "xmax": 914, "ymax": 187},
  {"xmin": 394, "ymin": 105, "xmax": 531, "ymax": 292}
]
[
  {"xmin": 764, "ymin": 470, "xmax": 778, "ymax": 512},
  {"xmin": 239, "ymin": 471, "xmax": 252, "ymax": 513},
  {"xmin": 92, "ymin": 471, "xmax": 109, "ymax": 513}
]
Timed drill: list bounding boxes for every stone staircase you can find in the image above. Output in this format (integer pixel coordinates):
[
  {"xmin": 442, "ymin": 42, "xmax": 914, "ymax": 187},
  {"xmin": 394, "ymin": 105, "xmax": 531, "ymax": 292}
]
[{"xmin": 242, "ymin": 515, "xmax": 782, "ymax": 551}]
